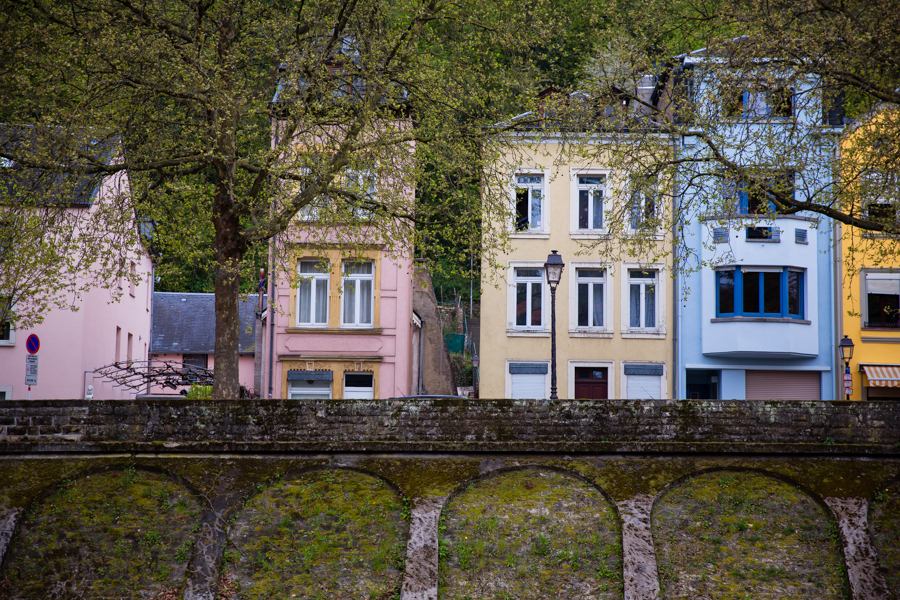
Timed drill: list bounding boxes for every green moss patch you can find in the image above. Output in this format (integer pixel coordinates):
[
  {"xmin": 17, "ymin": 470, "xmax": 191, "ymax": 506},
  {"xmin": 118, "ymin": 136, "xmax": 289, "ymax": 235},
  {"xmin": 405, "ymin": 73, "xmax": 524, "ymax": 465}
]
[
  {"xmin": 223, "ymin": 469, "xmax": 408, "ymax": 599},
  {"xmin": 869, "ymin": 481, "xmax": 900, "ymax": 594},
  {"xmin": 653, "ymin": 471, "xmax": 848, "ymax": 600},
  {"xmin": 439, "ymin": 469, "xmax": 623, "ymax": 599},
  {"xmin": 1, "ymin": 467, "xmax": 201, "ymax": 599}
]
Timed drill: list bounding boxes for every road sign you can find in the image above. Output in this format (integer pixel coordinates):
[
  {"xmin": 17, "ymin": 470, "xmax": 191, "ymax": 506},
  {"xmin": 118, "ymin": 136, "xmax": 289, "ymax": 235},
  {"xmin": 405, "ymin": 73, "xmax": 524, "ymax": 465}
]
[
  {"xmin": 843, "ymin": 373, "xmax": 852, "ymax": 383},
  {"xmin": 25, "ymin": 354, "xmax": 38, "ymax": 385},
  {"xmin": 26, "ymin": 334, "xmax": 39, "ymax": 354}
]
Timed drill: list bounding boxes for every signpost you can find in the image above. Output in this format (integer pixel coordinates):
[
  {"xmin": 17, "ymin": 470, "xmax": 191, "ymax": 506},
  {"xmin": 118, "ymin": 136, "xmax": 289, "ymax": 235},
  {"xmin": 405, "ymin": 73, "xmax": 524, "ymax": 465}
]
[
  {"xmin": 843, "ymin": 366, "xmax": 853, "ymax": 398},
  {"xmin": 25, "ymin": 334, "xmax": 39, "ymax": 400}
]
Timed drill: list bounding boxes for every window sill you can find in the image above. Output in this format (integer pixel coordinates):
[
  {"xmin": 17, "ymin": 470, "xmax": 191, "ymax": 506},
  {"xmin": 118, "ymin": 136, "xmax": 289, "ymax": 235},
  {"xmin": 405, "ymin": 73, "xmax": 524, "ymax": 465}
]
[
  {"xmin": 507, "ymin": 329, "xmax": 550, "ymax": 337},
  {"xmin": 568, "ymin": 329, "xmax": 613, "ymax": 338},
  {"xmin": 510, "ymin": 232, "xmax": 550, "ymax": 239},
  {"xmin": 285, "ymin": 327, "xmax": 383, "ymax": 335},
  {"xmin": 626, "ymin": 232, "xmax": 665, "ymax": 240},
  {"xmin": 0, "ymin": 340, "xmax": 14, "ymax": 347},
  {"xmin": 711, "ymin": 317, "xmax": 810, "ymax": 324},
  {"xmin": 621, "ymin": 331, "xmax": 666, "ymax": 339},
  {"xmin": 701, "ymin": 214, "xmax": 818, "ymax": 223},
  {"xmin": 569, "ymin": 231, "xmax": 609, "ymax": 240},
  {"xmin": 745, "ymin": 238, "xmax": 780, "ymax": 243}
]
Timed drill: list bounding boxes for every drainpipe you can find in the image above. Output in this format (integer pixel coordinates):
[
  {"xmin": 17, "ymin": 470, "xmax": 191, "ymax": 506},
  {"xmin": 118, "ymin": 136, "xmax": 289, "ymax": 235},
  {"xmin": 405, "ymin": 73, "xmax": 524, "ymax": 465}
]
[
  {"xmin": 267, "ymin": 121, "xmax": 278, "ymax": 399},
  {"xmin": 418, "ymin": 317, "xmax": 426, "ymax": 395},
  {"xmin": 672, "ymin": 133, "xmax": 680, "ymax": 400}
]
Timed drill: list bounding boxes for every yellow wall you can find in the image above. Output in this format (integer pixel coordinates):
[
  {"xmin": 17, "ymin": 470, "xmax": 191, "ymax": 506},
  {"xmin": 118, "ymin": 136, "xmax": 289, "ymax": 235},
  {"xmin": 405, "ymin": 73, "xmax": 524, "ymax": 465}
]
[
  {"xmin": 480, "ymin": 143, "xmax": 674, "ymax": 399},
  {"xmin": 839, "ymin": 109, "xmax": 900, "ymax": 400}
]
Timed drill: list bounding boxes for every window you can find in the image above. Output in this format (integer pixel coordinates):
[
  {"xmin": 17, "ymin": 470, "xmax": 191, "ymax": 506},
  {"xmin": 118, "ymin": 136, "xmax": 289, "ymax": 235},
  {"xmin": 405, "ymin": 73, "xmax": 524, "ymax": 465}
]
[
  {"xmin": 183, "ymin": 354, "xmax": 209, "ymax": 370},
  {"xmin": 861, "ymin": 170, "xmax": 899, "ymax": 223},
  {"xmin": 345, "ymin": 170, "xmax": 376, "ymax": 219},
  {"xmin": 576, "ymin": 176, "xmax": 604, "ymax": 230},
  {"xmin": 297, "ymin": 169, "xmax": 376, "ymax": 221},
  {"xmin": 628, "ymin": 270, "xmax": 657, "ymax": 329},
  {"xmin": 624, "ymin": 364, "xmax": 664, "ymax": 399},
  {"xmin": 343, "ymin": 372, "xmax": 374, "ymax": 399},
  {"xmin": 287, "ymin": 370, "xmax": 333, "ymax": 399},
  {"xmin": 508, "ymin": 362, "xmax": 548, "ymax": 399},
  {"xmin": 0, "ymin": 297, "xmax": 13, "ymax": 345},
  {"xmin": 126, "ymin": 333, "xmax": 133, "ymax": 363},
  {"xmin": 716, "ymin": 267, "xmax": 804, "ymax": 318},
  {"xmin": 129, "ymin": 262, "xmax": 136, "ymax": 297},
  {"xmin": 726, "ymin": 87, "xmax": 793, "ymax": 119},
  {"xmin": 732, "ymin": 171, "xmax": 794, "ymax": 215},
  {"xmin": 629, "ymin": 178, "xmax": 657, "ymax": 230},
  {"xmin": 865, "ymin": 273, "xmax": 900, "ymax": 328},
  {"xmin": 514, "ymin": 174, "xmax": 544, "ymax": 232},
  {"xmin": 297, "ymin": 260, "xmax": 330, "ymax": 326},
  {"xmin": 115, "ymin": 326, "xmax": 121, "ymax": 362},
  {"xmin": 342, "ymin": 261, "xmax": 374, "ymax": 327},
  {"xmin": 514, "ymin": 267, "xmax": 544, "ymax": 329},
  {"xmin": 576, "ymin": 268, "xmax": 605, "ymax": 329}
]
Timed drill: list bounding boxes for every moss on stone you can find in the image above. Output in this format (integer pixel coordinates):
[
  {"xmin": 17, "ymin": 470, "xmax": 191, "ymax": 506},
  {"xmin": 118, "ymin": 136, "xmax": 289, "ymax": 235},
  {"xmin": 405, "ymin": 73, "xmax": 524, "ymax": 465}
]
[
  {"xmin": 358, "ymin": 457, "xmax": 483, "ymax": 498},
  {"xmin": 1, "ymin": 467, "xmax": 201, "ymax": 599},
  {"xmin": 439, "ymin": 469, "xmax": 623, "ymax": 599},
  {"xmin": 223, "ymin": 469, "xmax": 408, "ymax": 599},
  {"xmin": 653, "ymin": 471, "xmax": 848, "ymax": 600},
  {"xmin": 869, "ymin": 480, "xmax": 900, "ymax": 596}
]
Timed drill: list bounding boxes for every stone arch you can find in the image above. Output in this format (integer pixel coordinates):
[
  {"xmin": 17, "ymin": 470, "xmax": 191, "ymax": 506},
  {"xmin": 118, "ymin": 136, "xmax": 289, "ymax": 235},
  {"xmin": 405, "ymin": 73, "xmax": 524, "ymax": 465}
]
[
  {"xmin": 0, "ymin": 465, "xmax": 203, "ymax": 599},
  {"xmin": 224, "ymin": 467, "xmax": 409, "ymax": 599},
  {"xmin": 439, "ymin": 465, "xmax": 623, "ymax": 599},
  {"xmin": 651, "ymin": 468, "xmax": 848, "ymax": 599},
  {"xmin": 867, "ymin": 475, "xmax": 900, "ymax": 594}
]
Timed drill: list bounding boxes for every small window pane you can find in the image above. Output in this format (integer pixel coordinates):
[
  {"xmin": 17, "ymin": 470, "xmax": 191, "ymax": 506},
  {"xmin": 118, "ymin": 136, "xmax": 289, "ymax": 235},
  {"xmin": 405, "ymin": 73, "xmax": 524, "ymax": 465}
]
[
  {"xmin": 630, "ymin": 284, "xmax": 641, "ymax": 328},
  {"xmin": 345, "ymin": 373, "xmax": 374, "ymax": 388},
  {"xmin": 344, "ymin": 261, "xmax": 372, "ymax": 275},
  {"xmin": 516, "ymin": 283, "xmax": 527, "ymax": 326},
  {"xmin": 630, "ymin": 271, "xmax": 655, "ymax": 280},
  {"xmin": 744, "ymin": 271, "xmax": 760, "ymax": 313},
  {"xmin": 531, "ymin": 282, "xmax": 542, "ymax": 326},
  {"xmin": 644, "ymin": 284, "xmax": 656, "ymax": 327},
  {"xmin": 763, "ymin": 272, "xmax": 781, "ymax": 313},
  {"xmin": 592, "ymin": 190, "xmax": 603, "ymax": 229},
  {"xmin": 517, "ymin": 175, "xmax": 542, "ymax": 184},
  {"xmin": 592, "ymin": 282, "xmax": 604, "ymax": 326},
  {"xmin": 315, "ymin": 278, "xmax": 328, "ymax": 323},
  {"xmin": 578, "ymin": 190, "xmax": 589, "ymax": 229},
  {"xmin": 515, "ymin": 268, "xmax": 541, "ymax": 278},
  {"xmin": 360, "ymin": 279, "xmax": 373, "ymax": 324},
  {"xmin": 298, "ymin": 279, "xmax": 312, "ymax": 323},
  {"xmin": 718, "ymin": 270, "xmax": 735, "ymax": 314},
  {"xmin": 577, "ymin": 269, "xmax": 604, "ymax": 279},
  {"xmin": 344, "ymin": 279, "xmax": 357, "ymax": 323},
  {"xmin": 530, "ymin": 188, "xmax": 542, "ymax": 229},
  {"xmin": 300, "ymin": 261, "xmax": 327, "ymax": 274},
  {"xmin": 788, "ymin": 271, "xmax": 801, "ymax": 316},
  {"xmin": 578, "ymin": 283, "xmax": 589, "ymax": 327}
]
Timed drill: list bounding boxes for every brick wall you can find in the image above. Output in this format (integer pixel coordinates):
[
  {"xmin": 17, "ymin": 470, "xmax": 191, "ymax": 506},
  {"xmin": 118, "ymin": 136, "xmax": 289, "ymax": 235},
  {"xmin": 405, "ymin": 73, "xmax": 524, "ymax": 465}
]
[{"xmin": 1, "ymin": 399, "xmax": 898, "ymax": 454}]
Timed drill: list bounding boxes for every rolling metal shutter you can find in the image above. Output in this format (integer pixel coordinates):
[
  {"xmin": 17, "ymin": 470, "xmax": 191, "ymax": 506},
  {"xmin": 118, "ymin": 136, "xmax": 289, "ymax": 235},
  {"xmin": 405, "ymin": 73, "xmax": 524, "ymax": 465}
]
[
  {"xmin": 509, "ymin": 363, "xmax": 548, "ymax": 399},
  {"xmin": 744, "ymin": 370, "xmax": 820, "ymax": 400}
]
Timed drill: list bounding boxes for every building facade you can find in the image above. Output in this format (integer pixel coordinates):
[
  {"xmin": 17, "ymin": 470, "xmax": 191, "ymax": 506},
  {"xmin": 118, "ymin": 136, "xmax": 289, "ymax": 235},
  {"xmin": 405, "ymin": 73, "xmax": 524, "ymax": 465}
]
[{"xmin": 480, "ymin": 142, "xmax": 674, "ymax": 400}]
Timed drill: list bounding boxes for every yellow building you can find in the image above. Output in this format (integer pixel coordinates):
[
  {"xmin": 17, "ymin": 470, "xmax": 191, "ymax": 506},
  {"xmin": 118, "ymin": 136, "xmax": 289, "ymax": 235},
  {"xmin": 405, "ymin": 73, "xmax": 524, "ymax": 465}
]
[
  {"xmin": 837, "ymin": 107, "xmax": 900, "ymax": 399},
  {"xmin": 479, "ymin": 141, "xmax": 674, "ymax": 399}
]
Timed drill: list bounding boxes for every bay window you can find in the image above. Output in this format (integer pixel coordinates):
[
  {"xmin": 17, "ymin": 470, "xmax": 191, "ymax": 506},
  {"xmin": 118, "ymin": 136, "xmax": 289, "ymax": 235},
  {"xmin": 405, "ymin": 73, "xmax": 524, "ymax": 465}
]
[
  {"xmin": 628, "ymin": 270, "xmax": 657, "ymax": 329},
  {"xmin": 514, "ymin": 267, "xmax": 544, "ymax": 329},
  {"xmin": 297, "ymin": 260, "xmax": 330, "ymax": 326},
  {"xmin": 716, "ymin": 267, "xmax": 804, "ymax": 318},
  {"xmin": 342, "ymin": 261, "xmax": 374, "ymax": 327}
]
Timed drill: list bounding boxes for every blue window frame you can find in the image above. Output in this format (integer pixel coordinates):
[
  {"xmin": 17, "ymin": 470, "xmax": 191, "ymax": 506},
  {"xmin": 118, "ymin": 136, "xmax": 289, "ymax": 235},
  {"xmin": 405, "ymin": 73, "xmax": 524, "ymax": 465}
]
[{"xmin": 716, "ymin": 267, "xmax": 804, "ymax": 318}]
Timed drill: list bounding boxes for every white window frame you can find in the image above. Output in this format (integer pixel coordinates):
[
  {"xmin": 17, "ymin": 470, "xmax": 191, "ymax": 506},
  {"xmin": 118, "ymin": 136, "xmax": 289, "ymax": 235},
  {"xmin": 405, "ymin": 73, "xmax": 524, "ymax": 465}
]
[
  {"xmin": 296, "ymin": 259, "xmax": 330, "ymax": 327},
  {"xmin": 507, "ymin": 261, "xmax": 548, "ymax": 335},
  {"xmin": 567, "ymin": 360, "xmax": 615, "ymax": 400},
  {"xmin": 345, "ymin": 169, "xmax": 377, "ymax": 219},
  {"xmin": 627, "ymin": 177, "xmax": 660, "ymax": 234},
  {"xmin": 343, "ymin": 372, "xmax": 375, "ymax": 399},
  {"xmin": 0, "ymin": 297, "xmax": 15, "ymax": 346},
  {"xmin": 341, "ymin": 261, "xmax": 375, "ymax": 328},
  {"xmin": 620, "ymin": 361, "xmax": 668, "ymax": 399},
  {"xmin": 621, "ymin": 264, "xmax": 666, "ymax": 338},
  {"xmin": 505, "ymin": 360, "xmax": 550, "ymax": 399},
  {"xmin": 0, "ymin": 385, "xmax": 12, "ymax": 400},
  {"xmin": 510, "ymin": 168, "xmax": 551, "ymax": 237},
  {"xmin": 568, "ymin": 262, "xmax": 613, "ymax": 337},
  {"xmin": 570, "ymin": 169, "xmax": 610, "ymax": 238},
  {"xmin": 288, "ymin": 379, "xmax": 333, "ymax": 399}
]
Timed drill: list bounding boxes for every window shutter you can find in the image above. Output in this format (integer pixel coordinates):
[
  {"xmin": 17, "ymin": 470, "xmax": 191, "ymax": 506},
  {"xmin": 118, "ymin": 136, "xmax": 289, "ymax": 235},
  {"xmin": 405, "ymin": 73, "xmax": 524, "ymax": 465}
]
[
  {"xmin": 795, "ymin": 228, "xmax": 807, "ymax": 244},
  {"xmin": 713, "ymin": 228, "xmax": 729, "ymax": 243},
  {"xmin": 745, "ymin": 370, "xmax": 820, "ymax": 400},
  {"xmin": 627, "ymin": 375, "xmax": 661, "ymax": 399},
  {"xmin": 511, "ymin": 373, "xmax": 546, "ymax": 399},
  {"xmin": 770, "ymin": 227, "xmax": 781, "ymax": 242}
]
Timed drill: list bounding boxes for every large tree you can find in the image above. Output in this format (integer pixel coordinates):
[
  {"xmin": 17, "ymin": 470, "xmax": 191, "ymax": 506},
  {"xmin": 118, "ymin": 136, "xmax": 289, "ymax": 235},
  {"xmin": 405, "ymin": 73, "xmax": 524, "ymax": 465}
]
[{"xmin": 0, "ymin": 0, "xmax": 583, "ymax": 397}]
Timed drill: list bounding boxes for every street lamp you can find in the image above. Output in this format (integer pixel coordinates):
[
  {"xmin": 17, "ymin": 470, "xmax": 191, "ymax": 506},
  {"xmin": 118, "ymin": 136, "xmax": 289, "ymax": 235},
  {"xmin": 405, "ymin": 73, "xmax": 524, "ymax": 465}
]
[
  {"xmin": 839, "ymin": 335, "xmax": 855, "ymax": 400},
  {"xmin": 544, "ymin": 250, "xmax": 565, "ymax": 400}
]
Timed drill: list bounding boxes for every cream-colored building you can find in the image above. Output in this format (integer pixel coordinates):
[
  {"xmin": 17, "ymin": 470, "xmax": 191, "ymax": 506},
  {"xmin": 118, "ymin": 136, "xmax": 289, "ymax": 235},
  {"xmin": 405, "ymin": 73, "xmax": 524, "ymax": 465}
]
[{"xmin": 480, "ymin": 142, "xmax": 674, "ymax": 399}]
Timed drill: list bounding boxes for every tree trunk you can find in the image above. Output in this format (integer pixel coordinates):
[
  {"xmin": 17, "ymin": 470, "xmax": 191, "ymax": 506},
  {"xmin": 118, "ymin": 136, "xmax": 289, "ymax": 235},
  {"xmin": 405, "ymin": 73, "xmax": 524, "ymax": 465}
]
[{"xmin": 212, "ymin": 179, "xmax": 245, "ymax": 400}]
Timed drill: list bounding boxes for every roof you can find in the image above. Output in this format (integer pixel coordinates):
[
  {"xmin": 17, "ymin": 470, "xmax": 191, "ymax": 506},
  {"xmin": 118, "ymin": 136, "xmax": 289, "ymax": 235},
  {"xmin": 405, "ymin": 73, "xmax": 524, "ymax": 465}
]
[
  {"xmin": 151, "ymin": 292, "xmax": 262, "ymax": 355},
  {"xmin": 0, "ymin": 125, "xmax": 116, "ymax": 207}
]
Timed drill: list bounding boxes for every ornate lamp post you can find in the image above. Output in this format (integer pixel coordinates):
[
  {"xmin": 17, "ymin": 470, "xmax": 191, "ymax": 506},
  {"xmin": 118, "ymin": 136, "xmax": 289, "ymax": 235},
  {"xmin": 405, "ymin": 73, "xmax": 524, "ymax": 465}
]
[
  {"xmin": 544, "ymin": 250, "xmax": 565, "ymax": 400},
  {"xmin": 839, "ymin": 335, "xmax": 855, "ymax": 400}
]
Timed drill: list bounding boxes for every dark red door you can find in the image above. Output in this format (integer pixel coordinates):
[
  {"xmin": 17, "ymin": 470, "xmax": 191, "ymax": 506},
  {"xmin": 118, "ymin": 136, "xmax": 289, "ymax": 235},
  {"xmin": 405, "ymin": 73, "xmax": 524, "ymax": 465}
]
[{"xmin": 574, "ymin": 367, "xmax": 608, "ymax": 399}]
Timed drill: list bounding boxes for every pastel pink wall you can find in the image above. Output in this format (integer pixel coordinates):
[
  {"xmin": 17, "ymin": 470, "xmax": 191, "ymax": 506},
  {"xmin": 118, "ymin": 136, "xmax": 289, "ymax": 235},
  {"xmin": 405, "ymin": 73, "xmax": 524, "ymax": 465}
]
[
  {"xmin": 0, "ymin": 174, "xmax": 153, "ymax": 400},
  {"xmin": 146, "ymin": 353, "xmax": 256, "ymax": 396},
  {"xmin": 262, "ymin": 252, "xmax": 417, "ymax": 399}
]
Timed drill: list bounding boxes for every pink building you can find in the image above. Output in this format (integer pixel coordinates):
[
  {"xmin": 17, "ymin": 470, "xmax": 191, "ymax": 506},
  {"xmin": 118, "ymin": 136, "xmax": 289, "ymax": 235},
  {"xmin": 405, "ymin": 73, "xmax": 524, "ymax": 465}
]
[
  {"xmin": 260, "ymin": 247, "xmax": 420, "ymax": 399},
  {"xmin": 0, "ymin": 174, "xmax": 153, "ymax": 400}
]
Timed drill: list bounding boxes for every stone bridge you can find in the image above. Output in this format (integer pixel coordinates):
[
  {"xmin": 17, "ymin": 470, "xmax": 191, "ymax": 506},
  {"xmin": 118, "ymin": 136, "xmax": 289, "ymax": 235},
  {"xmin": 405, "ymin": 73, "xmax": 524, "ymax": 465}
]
[{"xmin": 0, "ymin": 398, "xmax": 898, "ymax": 600}]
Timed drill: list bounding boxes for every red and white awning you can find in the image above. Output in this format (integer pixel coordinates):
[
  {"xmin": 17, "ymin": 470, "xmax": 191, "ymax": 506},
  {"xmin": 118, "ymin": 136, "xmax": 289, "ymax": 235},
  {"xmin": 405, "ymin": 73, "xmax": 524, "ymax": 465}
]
[{"xmin": 861, "ymin": 365, "xmax": 900, "ymax": 388}]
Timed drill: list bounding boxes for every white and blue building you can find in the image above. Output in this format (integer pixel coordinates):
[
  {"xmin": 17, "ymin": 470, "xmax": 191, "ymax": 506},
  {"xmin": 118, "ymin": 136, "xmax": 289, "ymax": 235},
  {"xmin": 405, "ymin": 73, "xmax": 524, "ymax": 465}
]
[{"xmin": 657, "ymin": 49, "xmax": 844, "ymax": 399}]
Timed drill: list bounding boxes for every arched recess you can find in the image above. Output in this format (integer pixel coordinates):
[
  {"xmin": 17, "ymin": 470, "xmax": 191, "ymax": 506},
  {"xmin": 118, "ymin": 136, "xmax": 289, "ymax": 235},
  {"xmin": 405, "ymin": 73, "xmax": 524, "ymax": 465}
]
[
  {"xmin": 868, "ymin": 477, "xmax": 900, "ymax": 595},
  {"xmin": 652, "ymin": 469, "xmax": 848, "ymax": 599},
  {"xmin": 0, "ymin": 466, "xmax": 203, "ymax": 599},
  {"xmin": 439, "ymin": 466, "xmax": 623, "ymax": 599},
  {"xmin": 224, "ymin": 468, "xmax": 408, "ymax": 599}
]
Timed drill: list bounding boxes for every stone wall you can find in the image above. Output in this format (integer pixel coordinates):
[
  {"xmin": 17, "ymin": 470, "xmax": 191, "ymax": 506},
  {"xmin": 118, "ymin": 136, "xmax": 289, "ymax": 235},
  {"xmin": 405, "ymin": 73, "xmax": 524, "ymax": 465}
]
[
  {"xmin": 0, "ymin": 399, "xmax": 899, "ymax": 600},
  {"xmin": 0, "ymin": 398, "xmax": 898, "ymax": 453}
]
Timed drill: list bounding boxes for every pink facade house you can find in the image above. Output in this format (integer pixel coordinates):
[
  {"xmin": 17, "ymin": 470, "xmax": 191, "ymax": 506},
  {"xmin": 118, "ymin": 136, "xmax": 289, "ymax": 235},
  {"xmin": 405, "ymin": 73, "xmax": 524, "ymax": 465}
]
[
  {"xmin": 0, "ymin": 167, "xmax": 153, "ymax": 400},
  {"xmin": 260, "ymin": 246, "xmax": 420, "ymax": 399}
]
